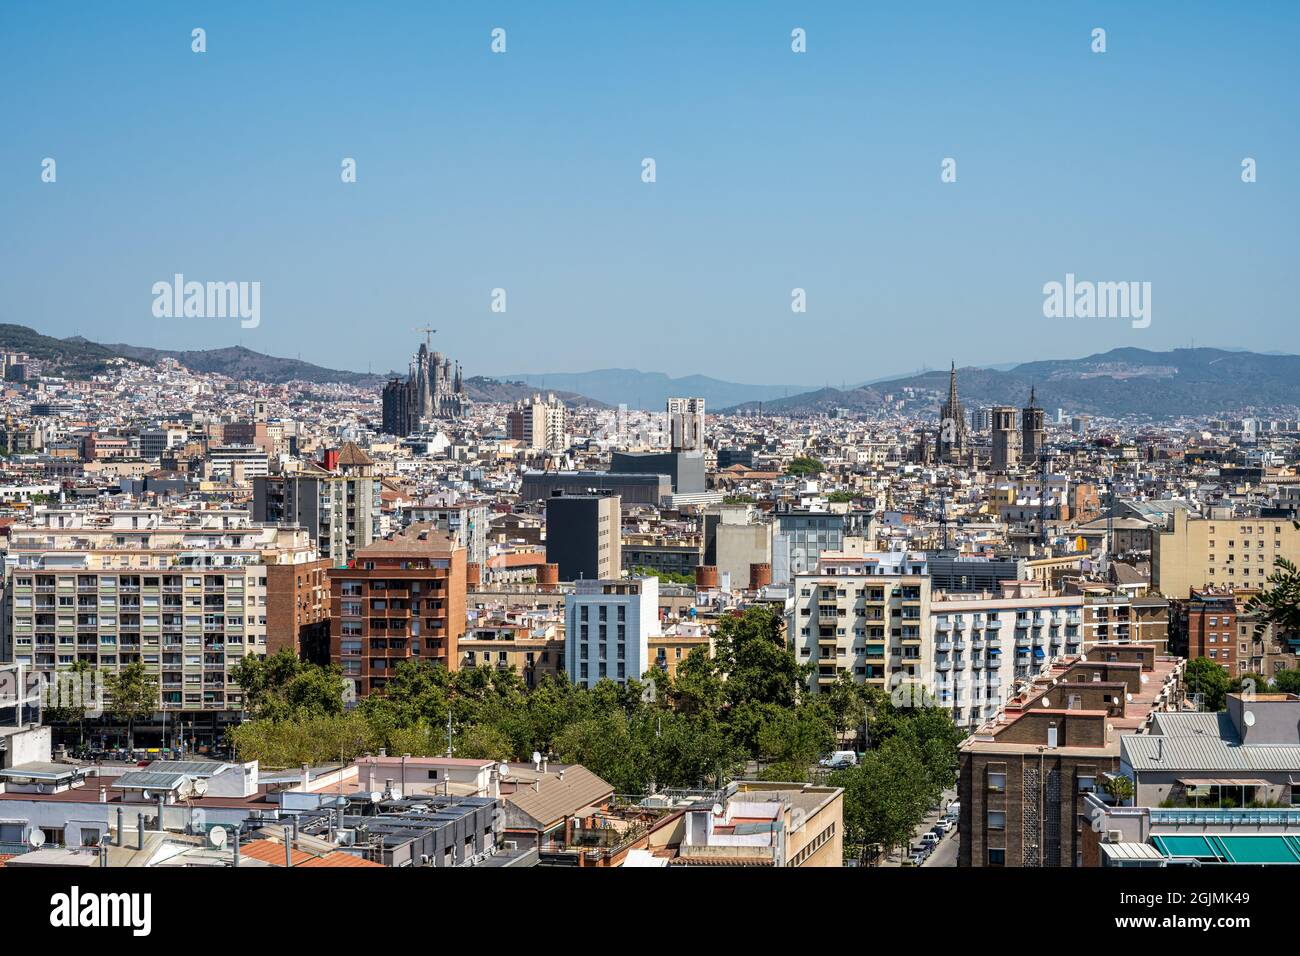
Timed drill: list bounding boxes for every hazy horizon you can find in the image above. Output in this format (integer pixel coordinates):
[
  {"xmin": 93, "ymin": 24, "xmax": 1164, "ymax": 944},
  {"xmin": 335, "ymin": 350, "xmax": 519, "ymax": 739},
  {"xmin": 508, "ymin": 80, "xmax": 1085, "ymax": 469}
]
[{"xmin": 4, "ymin": 2, "xmax": 1296, "ymax": 381}]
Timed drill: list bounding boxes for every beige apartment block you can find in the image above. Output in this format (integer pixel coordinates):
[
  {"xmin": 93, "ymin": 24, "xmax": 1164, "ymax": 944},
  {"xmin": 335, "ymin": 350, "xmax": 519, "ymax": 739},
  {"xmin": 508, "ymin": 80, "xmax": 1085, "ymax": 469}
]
[{"xmin": 1152, "ymin": 509, "xmax": 1300, "ymax": 597}]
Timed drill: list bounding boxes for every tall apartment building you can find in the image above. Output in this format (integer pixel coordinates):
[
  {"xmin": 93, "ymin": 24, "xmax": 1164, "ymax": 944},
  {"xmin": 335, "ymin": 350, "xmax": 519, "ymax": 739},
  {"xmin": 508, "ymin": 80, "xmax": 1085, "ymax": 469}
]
[
  {"xmin": 1152, "ymin": 510, "xmax": 1300, "ymax": 596},
  {"xmin": 545, "ymin": 492, "xmax": 621, "ymax": 582},
  {"xmin": 930, "ymin": 581, "xmax": 1084, "ymax": 729},
  {"xmin": 253, "ymin": 442, "xmax": 382, "ymax": 567},
  {"xmin": 565, "ymin": 577, "xmax": 658, "ymax": 688},
  {"xmin": 265, "ymin": 558, "xmax": 332, "ymax": 664},
  {"xmin": 506, "ymin": 393, "xmax": 568, "ymax": 452},
  {"xmin": 666, "ymin": 396, "xmax": 705, "ymax": 452},
  {"xmin": 328, "ymin": 524, "xmax": 467, "ymax": 697},
  {"xmin": 2, "ymin": 508, "xmax": 316, "ymax": 741},
  {"xmin": 789, "ymin": 553, "xmax": 931, "ymax": 696}
]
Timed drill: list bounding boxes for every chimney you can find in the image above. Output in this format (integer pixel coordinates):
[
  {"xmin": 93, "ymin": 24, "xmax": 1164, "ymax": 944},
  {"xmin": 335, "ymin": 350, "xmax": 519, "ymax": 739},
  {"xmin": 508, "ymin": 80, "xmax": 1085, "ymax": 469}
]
[
  {"xmin": 116, "ymin": 807, "xmax": 124, "ymax": 847},
  {"xmin": 1155, "ymin": 737, "xmax": 1163, "ymax": 761},
  {"xmin": 301, "ymin": 763, "xmax": 310, "ymax": 790},
  {"xmin": 284, "ymin": 826, "xmax": 293, "ymax": 868},
  {"xmin": 137, "ymin": 812, "xmax": 145, "ymax": 851},
  {"xmin": 98, "ymin": 786, "xmax": 107, "ymax": 804}
]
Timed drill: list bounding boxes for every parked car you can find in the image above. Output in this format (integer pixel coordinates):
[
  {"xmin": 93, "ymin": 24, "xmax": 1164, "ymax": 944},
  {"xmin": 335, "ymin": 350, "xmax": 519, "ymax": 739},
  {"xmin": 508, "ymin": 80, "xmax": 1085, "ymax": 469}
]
[
  {"xmin": 934, "ymin": 818, "xmax": 955, "ymax": 834},
  {"xmin": 818, "ymin": 750, "xmax": 859, "ymax": 769},
  {"xmin": 908, "ymin": 850, "xmax": 928, "ymax": 866},
  {"xmin": 919, "ymin": 832, "xmax": 939, "ymax": 848}
]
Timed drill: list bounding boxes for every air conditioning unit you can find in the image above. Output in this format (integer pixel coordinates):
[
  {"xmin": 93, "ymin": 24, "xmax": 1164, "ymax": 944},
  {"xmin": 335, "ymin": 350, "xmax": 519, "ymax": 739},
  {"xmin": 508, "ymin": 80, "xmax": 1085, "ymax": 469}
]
[{"xmin": 1106, "ymin": 830, "xmax": 1123, "ymax": 843}]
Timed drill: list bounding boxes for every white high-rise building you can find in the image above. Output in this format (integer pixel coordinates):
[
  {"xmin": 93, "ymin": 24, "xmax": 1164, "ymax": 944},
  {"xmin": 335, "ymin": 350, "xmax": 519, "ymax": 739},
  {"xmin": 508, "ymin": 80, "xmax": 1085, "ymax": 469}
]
[{"xmin": 565, "ymin": 577, "xmax": 658, "ymax": 688}]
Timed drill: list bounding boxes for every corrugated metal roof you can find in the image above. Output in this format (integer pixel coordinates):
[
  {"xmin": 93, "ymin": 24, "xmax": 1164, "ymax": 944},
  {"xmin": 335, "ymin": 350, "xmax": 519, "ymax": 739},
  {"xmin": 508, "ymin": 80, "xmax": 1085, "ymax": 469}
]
[
  {"xmin": 113, "ymin": 770, "xmax": 187, "ymax": 790},
  {"xmin": 1149, "ymin": 711, "xmax": 1240, "ymax": 741},
  {"xmin": 1123, "ymin": 734, "xmax": 1300, "ymax": 772}
]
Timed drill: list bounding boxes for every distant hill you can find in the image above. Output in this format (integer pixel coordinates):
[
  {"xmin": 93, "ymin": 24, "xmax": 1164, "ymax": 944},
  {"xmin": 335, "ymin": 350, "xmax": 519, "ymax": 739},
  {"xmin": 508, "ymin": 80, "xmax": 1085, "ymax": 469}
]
[
  {"xmin": 499, "ymin": 368, "xmax": 816, "ymax": 411},
  {"xmin": 0, "ymin": 324, "xmax": 119, "ymax": 375},
  {"xmin": 463, "ymin": 376, "xmax": 607, "ymax": 408},
  {"xmin": 100, "ymin": 342, "xmax": 387, "ymax": 387},
  {"xmin": 722, "ymin": 348, "xmax": 1300, "ymax": 419},
  {"xmin": 0, "ymin": 323, "xmax": 611, "ymax": 403}
]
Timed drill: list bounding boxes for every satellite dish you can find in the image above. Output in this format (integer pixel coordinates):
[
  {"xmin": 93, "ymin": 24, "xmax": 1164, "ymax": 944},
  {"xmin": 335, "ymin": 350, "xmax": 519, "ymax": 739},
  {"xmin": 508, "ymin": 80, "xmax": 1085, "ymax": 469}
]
[
  {"xmin": 28, "ymin": 829, "xmax": 46, "ymax": 848},
  {"xmin": 1079, "ymin": 654, "xmax": 1088, "ymax": 663},
  {"xmin": 1126, "ymin": 693, "xmax": 1134, "ymax": 703},
  {"xmin": 1042, "ymin": 697, "xmax": 1051, "ymax": 708},
  {"xmin": 142, "ymin": 790, "xmax": 152, "ymax": 800},
  {"xmin": 1243, "ymin": 711, "xmax": 1256, "ymax": 727},
  {"xmin": 192, "ymin": 778, "xmax": 208, "ymax": 797},
  {"xmin": 531, "ymin": 750, "xmax": 542, "ymax": 765},
  {"xmin": 208, "ymin": 826, "xmax": 228, "ymax": 848},
  {"xmin": 1140, "ymin": 674, "xmax": 1150, "ymax": 684},
  {"xmin": 498, "ymin": 762, "xmax": 511, "ymax": 777},
  {"xmin": 711, "ymin": 803, "xmax": 724, "ymax": 816},
  {"xmin": 369, "ymin": 791, "xmax": 383, "ymax": 803}
]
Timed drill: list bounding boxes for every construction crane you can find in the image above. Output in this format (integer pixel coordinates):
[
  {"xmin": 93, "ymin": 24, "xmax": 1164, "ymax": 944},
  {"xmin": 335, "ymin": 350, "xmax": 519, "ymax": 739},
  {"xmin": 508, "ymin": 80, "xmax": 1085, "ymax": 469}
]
[{"xmin": 413, "ymin": 326, "xmax": 437, "ymax": 349}]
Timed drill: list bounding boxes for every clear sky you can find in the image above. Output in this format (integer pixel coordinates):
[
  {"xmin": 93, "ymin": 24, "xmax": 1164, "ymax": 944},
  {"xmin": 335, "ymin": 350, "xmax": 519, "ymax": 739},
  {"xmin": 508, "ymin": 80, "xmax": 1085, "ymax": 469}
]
[{"xmin": 2, "ymin": 1, "xmax": 1296, "ymax": 384}]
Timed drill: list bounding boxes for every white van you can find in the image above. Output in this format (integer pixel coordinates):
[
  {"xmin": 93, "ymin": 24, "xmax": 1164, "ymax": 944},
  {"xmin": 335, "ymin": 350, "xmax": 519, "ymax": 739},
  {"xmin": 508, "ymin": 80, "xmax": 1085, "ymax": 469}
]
[{"xmin": 818, "ymin": 750, "xmax": 859, "ymax": 769}]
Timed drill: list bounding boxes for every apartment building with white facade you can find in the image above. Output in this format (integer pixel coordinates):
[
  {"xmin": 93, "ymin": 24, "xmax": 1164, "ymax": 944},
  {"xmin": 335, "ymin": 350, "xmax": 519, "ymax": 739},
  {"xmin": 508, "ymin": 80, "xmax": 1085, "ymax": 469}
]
[
  {"xmin": 929, "ymin": 580, "xmax": 1085, "ymax": 729},
  {"xmin": 565, "ymin": 576, "xmax": 658, "ymax": 688}
]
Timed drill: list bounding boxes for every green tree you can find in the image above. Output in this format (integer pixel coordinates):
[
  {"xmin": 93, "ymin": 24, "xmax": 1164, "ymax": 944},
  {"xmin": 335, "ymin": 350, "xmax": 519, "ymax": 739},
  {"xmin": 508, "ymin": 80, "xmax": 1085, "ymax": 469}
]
[
  {"xmin": 103, "ymin": 662, "xmax": 159, "ymax": 751},
  {"xmin": 1244, "ymin": 526, "xmax": 1300, "ymax": 635},
  {"xmin": 826, "ymin": 672, "xmax": 869, "ymax": 745},
  {"xmin": 833, "ymin": 735, "xmax": 933, "ymax": 864},
  {"xmin": 230, "ymin": 649, "xmax": 346, "ymax": 721},
  {"xmin": 42, "ymin": 661, "xmax": 97, "ymax": 747},
  {"xmin": 786, "ymin": 456, "xmax": 824, "ymax": 476},
  {"xmin": 454, "ymin": 723, "xmax": 515, "ymax": 761},
  {"xmin": 714, "ymin": 606, "xmax": 805, "ymax": 709},
  {"xmin": 1184, "ymin": 656, "xmax": 1231, "ymax": 711},
  {"xmin": 1273, "ymin": 669, "xmax": 1300, "ymax": 696},
  {"xmin": 1104, "ymin": 774, "xmax": 1134, "ymax": 806}
]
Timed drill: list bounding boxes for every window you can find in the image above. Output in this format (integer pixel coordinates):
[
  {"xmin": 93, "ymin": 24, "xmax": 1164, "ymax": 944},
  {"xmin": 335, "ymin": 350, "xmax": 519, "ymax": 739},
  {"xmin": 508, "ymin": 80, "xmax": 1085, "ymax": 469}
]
[
  {"xmin": 988, "ymin": 848, "xmax": 1006, "ymax": 866},
  {"xmin": 987, "ymin": 811, "xmax": 1006, "ymax": 830},
  {"xmin": 988, "ymin": 772, "xmax": 1006, "ymax": 792}
]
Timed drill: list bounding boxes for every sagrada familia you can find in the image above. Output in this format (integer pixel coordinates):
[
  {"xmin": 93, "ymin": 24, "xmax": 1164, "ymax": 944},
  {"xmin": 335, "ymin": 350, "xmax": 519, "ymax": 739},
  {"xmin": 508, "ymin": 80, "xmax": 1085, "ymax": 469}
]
[{"xmin": 381, "ymin": 338, "xmax": 468, "ymax": 436}]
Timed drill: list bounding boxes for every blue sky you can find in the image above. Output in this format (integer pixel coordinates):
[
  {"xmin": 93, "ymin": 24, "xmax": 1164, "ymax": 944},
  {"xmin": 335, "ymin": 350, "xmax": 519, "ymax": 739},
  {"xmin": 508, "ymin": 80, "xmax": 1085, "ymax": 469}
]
[{"xmin": 1, "ymin": 1, "xmax": 1295, "ymax": 384}]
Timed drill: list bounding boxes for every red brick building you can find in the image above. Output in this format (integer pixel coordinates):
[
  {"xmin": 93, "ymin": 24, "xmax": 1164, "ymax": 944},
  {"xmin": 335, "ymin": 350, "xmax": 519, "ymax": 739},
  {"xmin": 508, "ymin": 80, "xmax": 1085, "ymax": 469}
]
[
  {"xmin": 266, "ymin": 558, "xmax": 332, "ymax": 664},
  {"xmin": 328, "ymin": 523, "xmax": 467, "ymax": 697}
]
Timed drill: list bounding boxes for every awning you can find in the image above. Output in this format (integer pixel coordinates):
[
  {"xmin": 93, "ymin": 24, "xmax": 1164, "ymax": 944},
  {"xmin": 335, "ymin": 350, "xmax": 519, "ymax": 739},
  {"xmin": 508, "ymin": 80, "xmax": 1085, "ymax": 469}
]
[
  {"xmin": 1033, "ymin": 648, "xmax": 1045, "ymax": 659},
  {"xmin": 1177, "ymin": 777, "xmax": 1271, "ymax": 787},
  {"xmin": 1153, "ymin": 834, "xmax": 1300, "ymax": 865}
]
